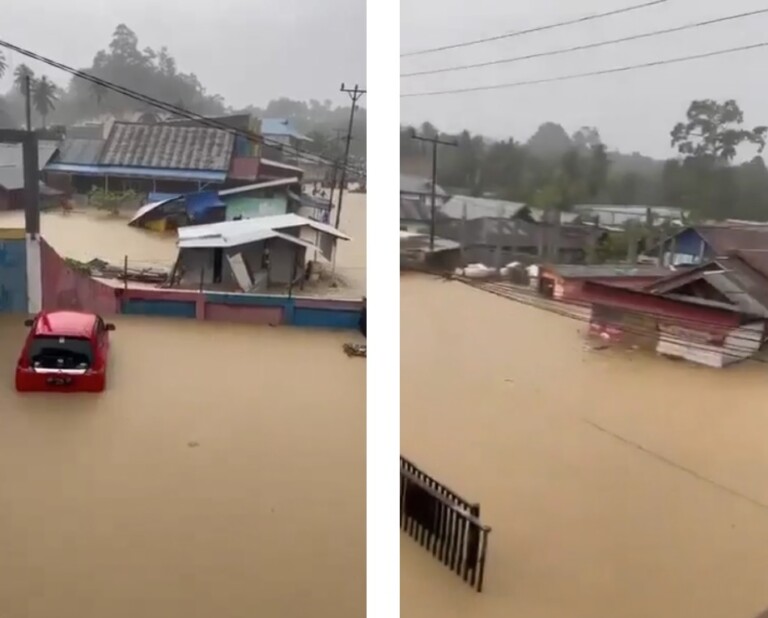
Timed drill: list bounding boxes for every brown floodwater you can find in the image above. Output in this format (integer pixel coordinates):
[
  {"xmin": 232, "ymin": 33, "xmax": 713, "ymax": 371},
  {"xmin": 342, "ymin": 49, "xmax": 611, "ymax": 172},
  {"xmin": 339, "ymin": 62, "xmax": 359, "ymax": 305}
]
[
  {"xmin": 0, "ymin": 191, "xmax": 367, "ymax": 295},
  {"xmin": 401, "ymin": 274, "xmax": 768, "ymax": 618},
  {"xmin": 0, "ymin": 315, "xmax": 365, "ymax": 618}
]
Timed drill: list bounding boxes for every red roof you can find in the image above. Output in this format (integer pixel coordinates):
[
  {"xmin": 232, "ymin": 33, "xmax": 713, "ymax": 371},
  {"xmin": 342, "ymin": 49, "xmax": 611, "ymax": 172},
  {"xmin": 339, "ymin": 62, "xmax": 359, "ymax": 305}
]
[{"xmin": 34, "ymin": 311, "xmax": 98, "ymax": 338}]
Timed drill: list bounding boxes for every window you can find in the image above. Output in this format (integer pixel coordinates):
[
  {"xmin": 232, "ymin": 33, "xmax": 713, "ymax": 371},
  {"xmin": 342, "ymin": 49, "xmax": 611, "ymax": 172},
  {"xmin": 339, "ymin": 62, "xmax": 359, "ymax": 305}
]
[{"xmin": 28, "ymin": 336, "xmax": 94, "ymax": 370}]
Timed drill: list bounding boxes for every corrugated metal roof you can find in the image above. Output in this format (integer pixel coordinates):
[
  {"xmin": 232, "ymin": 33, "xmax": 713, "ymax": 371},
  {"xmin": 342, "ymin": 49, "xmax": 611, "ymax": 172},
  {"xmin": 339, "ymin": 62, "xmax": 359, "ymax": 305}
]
[
  {"xmin": 441, "ymin": 196, "xmax": 528, "ymax": 220},
  {"xmin": 400, "ymin": 174, "xmax": 448, "ymax": 197},
  {"xmin": 0, "ymin": 141, "xmax": 58, "ymax": 170},
  {"xmin": 548, "ymin": 264, "xmax": 672, "ymax": 279},
  {"xmin": 99, "ymin": 122, "xmax": 234, "ymax": 171},
  {"xmin": 56, "ymin": 138, "xmax": 104, "ymax": 165},
  {"xmin": 179, "ymin": 228, "xmax": 317, "ymax": 250},
  {"xmin": 178, "ymin": 213, "xmax": 351, "ymax": 244},
  {"xmin": 400, "ymin": 197, "xmax": 432, "ymax": 222},
  {"xmin": 261, "ymin": 118, "xmax": 311, "ymax": 141}
]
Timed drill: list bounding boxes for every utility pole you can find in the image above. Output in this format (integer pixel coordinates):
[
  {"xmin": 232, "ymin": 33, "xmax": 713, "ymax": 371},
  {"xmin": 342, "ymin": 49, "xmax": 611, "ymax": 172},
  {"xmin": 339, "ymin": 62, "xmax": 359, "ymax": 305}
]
[
  {"xmin": 410, "ymin": 130, "xmax": 457, "ymax": 252},
  {"xmin": 335, "ymin": 83, "xmax": 366, "ymax": 229},
  {"xmin": 327, "ymin": 128, "xmax": 349, "ymax": 222}
]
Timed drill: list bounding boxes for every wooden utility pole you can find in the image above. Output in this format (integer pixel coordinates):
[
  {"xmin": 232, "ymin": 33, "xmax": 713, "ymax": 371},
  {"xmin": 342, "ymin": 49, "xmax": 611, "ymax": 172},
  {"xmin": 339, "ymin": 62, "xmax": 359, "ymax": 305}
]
[
  {"xmin": 410, "ymin": 131, "xmax": 457, "ymax": 252},
  {"xmin": 335, "ymin": 83, "xmax": 366, "ymax": 229}
]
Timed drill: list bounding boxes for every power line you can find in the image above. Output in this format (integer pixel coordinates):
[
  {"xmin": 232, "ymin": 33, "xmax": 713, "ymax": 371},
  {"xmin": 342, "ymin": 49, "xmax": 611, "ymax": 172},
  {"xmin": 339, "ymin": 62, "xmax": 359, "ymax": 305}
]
[
  {"xmin": 400, "ymin": 0, "xmax": 668, "ymax": 58},
  {"xmin": 401, "ymin": 41, "xmax": 768, "ymax": 98},
  {"xmin": 401, "ymin": 8, "xmax": 768, "ymax": 78},
  {"xmin": 0, "ymin": 38, "xmax": 363, "ymax": 177}
]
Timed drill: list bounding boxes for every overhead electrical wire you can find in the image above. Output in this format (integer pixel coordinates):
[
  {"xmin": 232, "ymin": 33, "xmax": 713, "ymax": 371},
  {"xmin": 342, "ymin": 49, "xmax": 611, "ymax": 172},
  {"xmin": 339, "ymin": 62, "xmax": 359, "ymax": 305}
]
[
  {"xmin": 400, "ymin": 0, "xmax": 669, "ymax": 58},
  {"xmin": 401, "ymin": 41, "xmax": 768, "ymax": 98},
  {"xmin": 0, "ymin": 38, "xmax": 363, "ymax": 176},
  {"xmin": 401, "ymin": 8, "xmax": 768, "ymax": 78}
]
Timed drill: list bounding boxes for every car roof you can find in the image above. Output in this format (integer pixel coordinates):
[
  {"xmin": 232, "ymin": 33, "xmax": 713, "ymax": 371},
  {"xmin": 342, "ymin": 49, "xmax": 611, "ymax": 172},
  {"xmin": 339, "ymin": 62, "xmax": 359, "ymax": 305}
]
[{"xmin": 33, "ymin": 311, "xmax": 98, "ymax": 338}]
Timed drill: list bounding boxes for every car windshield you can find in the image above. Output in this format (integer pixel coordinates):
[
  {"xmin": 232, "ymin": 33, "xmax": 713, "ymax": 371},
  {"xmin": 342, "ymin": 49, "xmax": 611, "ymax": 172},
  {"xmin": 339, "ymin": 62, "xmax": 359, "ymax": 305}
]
[{"xmin": 28, "ymin": 335, "xmax": 93, "ymax": 370}]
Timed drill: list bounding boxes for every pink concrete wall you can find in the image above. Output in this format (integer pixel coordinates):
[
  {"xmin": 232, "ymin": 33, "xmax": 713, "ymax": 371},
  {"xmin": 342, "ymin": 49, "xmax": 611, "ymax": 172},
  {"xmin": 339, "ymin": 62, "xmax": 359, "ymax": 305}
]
[
  {"xmin": 204, "ymin": 303, "xmax": 283, "ymax": 325},
  {"xmin": 41, "ymin": 240, "xmax": 120, "ymax": 315}
]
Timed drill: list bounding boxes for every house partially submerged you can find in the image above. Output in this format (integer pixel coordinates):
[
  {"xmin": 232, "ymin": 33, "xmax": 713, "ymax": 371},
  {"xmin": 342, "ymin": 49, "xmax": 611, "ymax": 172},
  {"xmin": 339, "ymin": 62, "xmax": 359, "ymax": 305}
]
[
  {"xmin": 538, "ymin": 263, "xmax": 672, "ymax": 301},
  {"xmin": 579, "ymin": 251, "xmax": 768, "ymax": 368},
  {"xmin": 171, "ymin": 213, "xmax": 350, "ymax": 293},
  {"xmin": 45, "ymin": 121, "xmax": 235, "ymax": 195},
  {"xmin": 573, "ymin": 204, "xmax": 686, "ymax": 228},
  {"xmin": 128, "ymin": 177, "xmax": 331, "ymax": 231},
  {"xmin": 654, "ymin": 224, "xmax": 768, "ymax": 267}
]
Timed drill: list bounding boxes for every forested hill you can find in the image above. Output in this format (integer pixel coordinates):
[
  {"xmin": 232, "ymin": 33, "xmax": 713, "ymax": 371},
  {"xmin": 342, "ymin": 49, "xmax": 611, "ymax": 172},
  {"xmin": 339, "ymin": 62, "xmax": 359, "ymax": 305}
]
[
  {"xmin": 401, "ymin": 99, "xmax": 768, "ymax": 222},
  {"xmin": 0, "ymin": 24, "xmax": 365, "ymax": 158}
]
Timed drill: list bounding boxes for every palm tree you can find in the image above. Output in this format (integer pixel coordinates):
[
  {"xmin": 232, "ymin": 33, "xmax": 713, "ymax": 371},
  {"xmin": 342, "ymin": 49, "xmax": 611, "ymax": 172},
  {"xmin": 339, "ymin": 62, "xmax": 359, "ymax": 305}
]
[
  {"xmin": 13, "ymin": 64, "xmax": 35, "ymax": 93},
  {"xmin": 0, "ymin": 52, "xmax": 6, "ymax": 79},
  {"xmin": 32, "ymin": 76, "xmax": 58, "ymax": 128}
]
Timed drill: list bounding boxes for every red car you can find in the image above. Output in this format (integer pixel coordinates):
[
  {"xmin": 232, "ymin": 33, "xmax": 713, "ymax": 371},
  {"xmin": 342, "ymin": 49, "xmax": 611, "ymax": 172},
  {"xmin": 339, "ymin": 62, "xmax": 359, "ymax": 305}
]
[{"xmin": 15, "ymin": 311, "xmax": 115, "ymax": 393}]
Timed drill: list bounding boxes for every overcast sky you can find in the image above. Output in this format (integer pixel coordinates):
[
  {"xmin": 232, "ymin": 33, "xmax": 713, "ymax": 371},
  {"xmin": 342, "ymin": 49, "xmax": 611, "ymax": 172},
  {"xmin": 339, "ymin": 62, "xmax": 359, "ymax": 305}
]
[
  {"xmin": 0, "ymin": 0, "xmax": 365, "ymax": 109},
  {"xmin": 401, "ymin": 0, "xmax": 768, "ymax": 160}
]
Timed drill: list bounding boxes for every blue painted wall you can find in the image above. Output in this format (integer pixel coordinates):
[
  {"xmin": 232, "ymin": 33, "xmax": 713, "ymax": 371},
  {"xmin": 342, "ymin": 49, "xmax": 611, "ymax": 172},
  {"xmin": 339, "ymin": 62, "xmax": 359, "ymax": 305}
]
[
  {"xmin": 292, "ymin": 307, "xmax": 361, "ymax": 329},
  {"xmin": 0, "ymin": 239, "xmax": 27, "ymax": 313},
  {"xmin": 663, "ymin": 228, "xmax": 709, "ymax": 258},
  {"xmin": 121, "ymin": 299, "xmax": 197, "ymax": 318}
]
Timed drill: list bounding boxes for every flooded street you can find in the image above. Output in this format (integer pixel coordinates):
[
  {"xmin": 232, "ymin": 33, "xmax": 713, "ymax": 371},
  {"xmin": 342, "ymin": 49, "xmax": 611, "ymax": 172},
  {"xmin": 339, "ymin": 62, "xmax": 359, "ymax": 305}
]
[
  {"xmin": 0, "ymin": 315, "xmax": 365, "ymax": 618},
  {"xmin": 401, "ymin": 274, "xmax": 768, "ymax": 618},
  {"xmin": 0, "ymin": 191, "xmax": 367, "ymax": 295}
]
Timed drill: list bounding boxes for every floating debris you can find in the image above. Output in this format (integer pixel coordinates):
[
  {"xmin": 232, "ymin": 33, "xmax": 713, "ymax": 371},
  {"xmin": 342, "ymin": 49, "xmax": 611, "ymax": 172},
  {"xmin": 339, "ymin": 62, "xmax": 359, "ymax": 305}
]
[{"xmin": 343, "ymin": 343, "xmax": 366, "ymax": 358}]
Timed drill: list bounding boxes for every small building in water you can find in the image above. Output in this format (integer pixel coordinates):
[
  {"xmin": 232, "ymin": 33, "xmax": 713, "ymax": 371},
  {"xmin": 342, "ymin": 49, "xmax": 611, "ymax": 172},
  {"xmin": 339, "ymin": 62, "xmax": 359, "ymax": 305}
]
[
  {"xmin": 170, "ymin": 213, "xmax": 350, "ymax": 293},
  {"xmin": 128, "ymin": 178, "xmax": 332, "ymax": 231},
  {"xmin": 400, "ymin": 231, "xmax": 461, "ymax": 272},
  {"xmin": 537, "ymin": 264, "xmax": 672, "ymax": 301},
  {"xmin": 582, "ymin": 252, "xmax": 768, "ymax": 367}
]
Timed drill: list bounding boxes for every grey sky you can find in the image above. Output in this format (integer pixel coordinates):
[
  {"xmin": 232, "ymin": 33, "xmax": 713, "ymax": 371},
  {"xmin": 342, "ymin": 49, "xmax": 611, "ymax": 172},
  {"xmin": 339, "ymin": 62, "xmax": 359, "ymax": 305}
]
[
  {"xmin": 401, "ymin": 0, "xmax": 768, "ymax": 159},
  {"xmin": 0, "ymin": 0, "xmax": 365, "ymax": 109}
]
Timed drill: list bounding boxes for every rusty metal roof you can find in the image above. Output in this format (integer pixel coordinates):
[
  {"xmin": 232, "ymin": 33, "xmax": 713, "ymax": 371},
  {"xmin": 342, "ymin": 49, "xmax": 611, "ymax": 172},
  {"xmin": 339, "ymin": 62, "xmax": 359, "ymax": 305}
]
[{"xmin": 99, "ymin": 122, "xmax": 234, "ymax": 171}]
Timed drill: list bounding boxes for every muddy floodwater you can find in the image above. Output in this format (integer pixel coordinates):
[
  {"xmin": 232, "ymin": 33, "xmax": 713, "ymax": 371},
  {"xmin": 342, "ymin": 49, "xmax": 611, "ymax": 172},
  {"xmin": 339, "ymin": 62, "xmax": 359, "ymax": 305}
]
[
  {"xmin": 0, "ymin": 315, "xmax": 365, "ymax": 618},
  {"xmin": 0, "ymin": 191, "xmax": 367, "ymax": 296},
  {"xmin": 401, "ymin": 274, "xmax": 768, "ymax": 618}
]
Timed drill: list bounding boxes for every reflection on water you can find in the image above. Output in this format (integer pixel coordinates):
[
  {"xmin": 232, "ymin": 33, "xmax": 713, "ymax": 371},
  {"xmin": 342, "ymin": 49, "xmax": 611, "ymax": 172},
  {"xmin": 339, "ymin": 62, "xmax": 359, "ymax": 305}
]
[
  {"xmin": 401, "ymin": 274, "xmax": 768, "ymax": 618},
  {"xmin": 0, "ymin": 315, "xmax": 365, "ymax": 618}
]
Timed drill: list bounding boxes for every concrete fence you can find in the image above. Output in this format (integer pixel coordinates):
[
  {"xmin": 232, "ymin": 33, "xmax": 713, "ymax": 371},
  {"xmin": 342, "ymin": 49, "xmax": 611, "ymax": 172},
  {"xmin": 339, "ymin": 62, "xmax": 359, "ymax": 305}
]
[{"xmin": 0, "ymin": 229, "xmax": 362, "ymax": 330}]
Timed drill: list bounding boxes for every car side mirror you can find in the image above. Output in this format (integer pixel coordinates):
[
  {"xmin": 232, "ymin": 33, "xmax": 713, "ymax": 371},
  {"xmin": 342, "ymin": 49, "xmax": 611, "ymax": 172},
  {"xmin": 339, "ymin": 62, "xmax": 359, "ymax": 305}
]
[
  {"xmin": 105, "ymin": 323, "xmax": 116, "ymax": 332},
  {"xmin": 23, "ymin": 319, "xmax": 33, "ymax": 327}
]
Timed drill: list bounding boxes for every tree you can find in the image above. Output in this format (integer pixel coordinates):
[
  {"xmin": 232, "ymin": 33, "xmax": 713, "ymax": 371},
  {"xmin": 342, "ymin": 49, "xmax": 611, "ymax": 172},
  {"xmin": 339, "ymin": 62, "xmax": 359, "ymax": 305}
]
[
  {"xmin": 32, "ymin": 76, "xmax": 59, "ymax": 128},
  {"xmin": 13, "ymin": 64, "xmax": 35, "ymax": 93},
  {"xmin": 670, "ymin": 99, "xmax": 767, "ymax": 162},
  {"xmin": 90, "ymin": 80, "xmax": 109, "ymax": 108},
  {"xmin": 0, "ymin": 51, "xmax": 6, "ymax": 79}
]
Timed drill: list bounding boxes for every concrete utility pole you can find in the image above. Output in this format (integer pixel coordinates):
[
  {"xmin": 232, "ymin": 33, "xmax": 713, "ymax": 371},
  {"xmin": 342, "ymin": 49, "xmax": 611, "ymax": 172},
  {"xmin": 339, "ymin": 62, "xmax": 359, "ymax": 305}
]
[
  {"xmin": 326, "ymin": 129, "xmax": 350, "ymax": 226},
  {"xmin": 410, "ymin": 131, "xmax": 457, "ymax": 252},
  {"xmin": 335, "ymin": 83, "xmax": 366, "ymax": 229}
]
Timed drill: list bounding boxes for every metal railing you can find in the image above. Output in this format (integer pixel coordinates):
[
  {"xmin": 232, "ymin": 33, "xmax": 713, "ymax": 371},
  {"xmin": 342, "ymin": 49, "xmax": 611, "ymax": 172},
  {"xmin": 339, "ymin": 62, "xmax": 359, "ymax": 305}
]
[{"xmin": 400, "ymin": 456, "xmax": 491, "ymax": 592}]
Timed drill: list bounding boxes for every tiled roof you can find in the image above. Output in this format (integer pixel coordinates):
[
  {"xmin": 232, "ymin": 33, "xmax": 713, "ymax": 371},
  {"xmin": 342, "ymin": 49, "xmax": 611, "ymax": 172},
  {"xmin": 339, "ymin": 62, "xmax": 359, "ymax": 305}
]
[{"xmin": 99, "ymin": 122, "xmax": 234, "ymax": 171}]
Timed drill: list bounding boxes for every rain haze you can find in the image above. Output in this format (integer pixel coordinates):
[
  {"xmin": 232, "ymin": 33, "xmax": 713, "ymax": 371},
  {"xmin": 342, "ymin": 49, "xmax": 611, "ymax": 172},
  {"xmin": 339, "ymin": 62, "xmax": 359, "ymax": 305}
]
[
  {"xmin": 0, "ymin": 0, "xmax": 366, "ymax": 108},
  {"xmin": 401, "ymin": 0, "xmax": 768, "ymax": 159}
]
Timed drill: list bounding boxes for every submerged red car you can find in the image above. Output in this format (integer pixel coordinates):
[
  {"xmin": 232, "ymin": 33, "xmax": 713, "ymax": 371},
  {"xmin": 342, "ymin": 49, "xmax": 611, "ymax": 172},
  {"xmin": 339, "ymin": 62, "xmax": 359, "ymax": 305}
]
[{"xmin": 15, "ymin": 310, "xmax": 115, "ymax": 393}]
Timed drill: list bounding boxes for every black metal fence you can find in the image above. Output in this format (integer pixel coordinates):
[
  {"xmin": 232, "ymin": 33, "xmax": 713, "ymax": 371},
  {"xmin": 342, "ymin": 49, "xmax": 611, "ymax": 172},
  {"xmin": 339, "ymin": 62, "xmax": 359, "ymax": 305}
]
[{"xmin": 400, "ymin": 456, "xmax": 491, "ymax": 592}]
